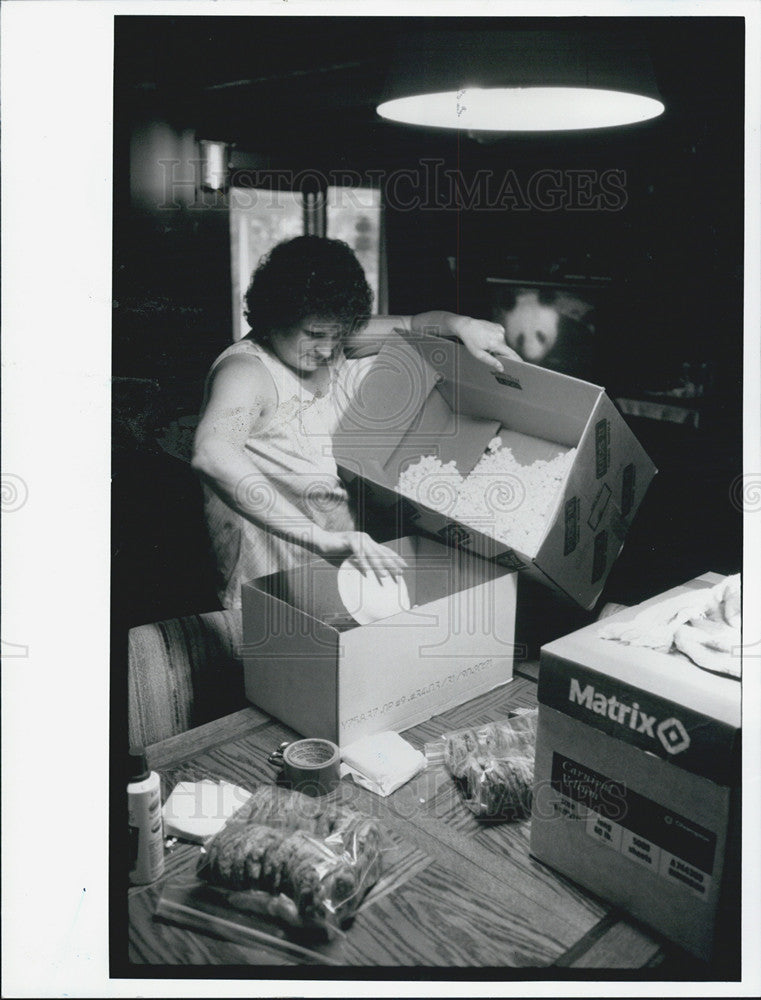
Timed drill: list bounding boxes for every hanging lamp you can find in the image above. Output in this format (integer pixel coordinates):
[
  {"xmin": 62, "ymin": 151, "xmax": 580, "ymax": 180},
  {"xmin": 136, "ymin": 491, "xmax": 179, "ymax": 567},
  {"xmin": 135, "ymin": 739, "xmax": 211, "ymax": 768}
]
[{"xmin": 377, "ymin": 27, "xmax": 665, "ymax": 132}]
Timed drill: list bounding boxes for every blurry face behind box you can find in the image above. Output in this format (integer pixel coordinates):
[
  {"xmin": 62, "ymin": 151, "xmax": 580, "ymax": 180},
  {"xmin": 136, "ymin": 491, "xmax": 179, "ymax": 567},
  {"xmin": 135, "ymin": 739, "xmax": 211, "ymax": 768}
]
[
  {"xmin": 530, "ymin": 573, "xmax": 741, "ymax": 963},
  {"xmin": 241, "ymin": 536, "xmax": 518, "ymax": 746}
]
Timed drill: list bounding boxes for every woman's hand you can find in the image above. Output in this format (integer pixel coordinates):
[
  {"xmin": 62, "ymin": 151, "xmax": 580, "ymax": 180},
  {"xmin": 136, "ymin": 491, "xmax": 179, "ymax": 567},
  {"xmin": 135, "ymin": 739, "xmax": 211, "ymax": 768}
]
[
  {"xmin": 316, "ymin": 530, "xmax": 408, "ymax": 583},
  {"xmin": 350, "ymin": 312, "xmax": 523, "ymax": 370},
  {"xmin": 452, "ymin": 316, "xmax": 522, "ymax": 372}
]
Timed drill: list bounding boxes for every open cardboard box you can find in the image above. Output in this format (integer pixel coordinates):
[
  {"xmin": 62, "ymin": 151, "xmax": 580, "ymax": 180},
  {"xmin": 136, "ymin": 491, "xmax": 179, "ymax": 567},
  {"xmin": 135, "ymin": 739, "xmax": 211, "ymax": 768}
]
[
  {"xmin": 334, "ymin": 330, "xmax": 656, "ymax": 610},
  {"xmin": 529, "ymin": 573, "xmax": 741, "ymax": 963},
  {"xmin": 241, "ymin": 536, "xmax": 518, "ymax": 746}
]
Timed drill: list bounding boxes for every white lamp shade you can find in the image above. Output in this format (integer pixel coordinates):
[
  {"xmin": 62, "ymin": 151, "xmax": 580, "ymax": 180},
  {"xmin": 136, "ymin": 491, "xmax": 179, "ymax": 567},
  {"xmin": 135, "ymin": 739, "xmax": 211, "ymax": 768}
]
[
  {"xmin": 378, "ymin": 87, "xmax": 664, "ymax": 132},
  {"xmin": 377, "ymin": 27, "xmax": 665, "ymax": 132}
]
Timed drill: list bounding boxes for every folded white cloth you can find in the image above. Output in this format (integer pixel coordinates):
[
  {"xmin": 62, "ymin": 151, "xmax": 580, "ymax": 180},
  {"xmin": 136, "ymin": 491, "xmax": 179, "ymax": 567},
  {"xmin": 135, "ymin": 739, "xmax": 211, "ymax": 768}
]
[
  {"xmin": 340, "ymin": 731, "xmax": 426, "ymax": 796},
  {"xmin": 672, "ymin": 619, "xmax": 741, "ymax": 678},
  {"xmin": 598, "ymin": 574, "xmax": 741, "ymax": 678},
  {"xmin": 162, "ymin": 779, "xmax": 252, "ymax": 842}
]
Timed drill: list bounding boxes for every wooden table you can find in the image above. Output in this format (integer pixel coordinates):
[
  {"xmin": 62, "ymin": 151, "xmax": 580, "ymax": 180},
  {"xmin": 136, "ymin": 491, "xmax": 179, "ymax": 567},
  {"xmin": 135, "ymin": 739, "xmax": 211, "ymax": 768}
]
[{"xmin": 126, "ymin": 664, "xmax": 709, "ymax": 975}]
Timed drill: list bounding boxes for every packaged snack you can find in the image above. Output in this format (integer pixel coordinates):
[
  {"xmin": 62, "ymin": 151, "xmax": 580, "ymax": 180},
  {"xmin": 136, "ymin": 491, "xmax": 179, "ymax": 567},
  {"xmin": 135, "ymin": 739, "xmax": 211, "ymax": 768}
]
[
  {"xmin": 430, "ymin": 709, "xmax": 538, "ymax": 820},
  {"xmin": 196, "ymin": 784, "xmax": 383, "ymax": 936}
]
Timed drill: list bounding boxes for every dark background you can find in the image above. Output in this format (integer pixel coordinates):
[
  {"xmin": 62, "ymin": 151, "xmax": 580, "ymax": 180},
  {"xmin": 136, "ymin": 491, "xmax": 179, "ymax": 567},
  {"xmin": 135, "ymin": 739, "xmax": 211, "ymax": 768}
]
[{"xmin": 112, "ymin": 15, "xmax": 744, "ymax": 645}]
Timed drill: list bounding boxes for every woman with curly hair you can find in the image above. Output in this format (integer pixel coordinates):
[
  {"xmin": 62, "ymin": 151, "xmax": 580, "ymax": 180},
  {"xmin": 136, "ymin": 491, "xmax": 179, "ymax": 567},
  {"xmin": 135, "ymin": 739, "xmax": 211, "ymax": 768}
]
[{"xmin": 192, "ymin": 235, "xmax": 517, "ymax": 610}]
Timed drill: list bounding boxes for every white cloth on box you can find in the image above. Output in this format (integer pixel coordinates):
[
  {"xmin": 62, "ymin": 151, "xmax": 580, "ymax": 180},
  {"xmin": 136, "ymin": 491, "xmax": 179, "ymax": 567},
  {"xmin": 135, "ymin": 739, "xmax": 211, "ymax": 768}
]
[
  {"xmin": 598, "ymin": 574, "xmax": 741, "ymax": 678},
  {"xmin": 162, "ymin": 779, "xmax": 252, "ymax": 842},
  {"xmin": 340, "ymin": 731, "xmax": 426, "ymax": 796}
]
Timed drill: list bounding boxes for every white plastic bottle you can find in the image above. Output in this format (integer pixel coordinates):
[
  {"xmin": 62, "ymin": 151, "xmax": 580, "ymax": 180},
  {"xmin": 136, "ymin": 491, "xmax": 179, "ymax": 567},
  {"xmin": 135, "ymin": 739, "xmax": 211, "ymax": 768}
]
[{"xmin": 128, "ymin": 749, "xmax": 165, "ymax": 884}]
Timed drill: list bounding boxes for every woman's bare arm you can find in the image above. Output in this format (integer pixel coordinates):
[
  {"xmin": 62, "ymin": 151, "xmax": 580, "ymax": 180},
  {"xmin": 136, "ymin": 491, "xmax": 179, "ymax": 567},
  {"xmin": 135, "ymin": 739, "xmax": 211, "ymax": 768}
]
[
  {"xmin": 192, "ymin": 354, "xmax": 406, "ymax": 579},
  {"xmin": 344, "ymin": 311, "xmax": 521, "ymax": 370},
  {"xmin": 192, "ymin": 355, "xmax": 327, "ymax": 551}
]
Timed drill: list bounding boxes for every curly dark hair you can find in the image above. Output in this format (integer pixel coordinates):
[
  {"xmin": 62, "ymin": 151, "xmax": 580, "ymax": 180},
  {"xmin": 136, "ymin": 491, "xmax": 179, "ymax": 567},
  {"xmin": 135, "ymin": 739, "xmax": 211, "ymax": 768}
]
[{"xmin": 243, "ymin": 235, "xmax": 373, "ymax": 344}]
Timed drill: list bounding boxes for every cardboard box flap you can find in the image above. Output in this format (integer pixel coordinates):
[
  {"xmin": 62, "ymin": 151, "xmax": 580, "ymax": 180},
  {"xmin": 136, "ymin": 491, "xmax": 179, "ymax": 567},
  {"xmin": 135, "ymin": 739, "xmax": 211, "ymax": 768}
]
[
  {"xmin": 252, "ymin": 555, "xmax": 360, "ymax": 630},
  {"xmin": 535, "ymin": 393, "xmax": 658, "ymax": 609},
  {"xmin": 240, "ymin": 584, "xmax": 340, "ymax": 738},
  {"xmin": 244, "ymin": 568, "xmax": 346, "ymax": 644},
  {"xmin": 412, "ymin": 332, "xmax": 602, "ymax": 448},
  {"xmin": 248, "ymin": 537, "xmax": 506, "ymax": 630},
  {"xmin": 533, "ymin": 465, "xmax": 606, "ymax": 611},
  {"xmin": 384, "ymin": 385, "xmax": 500, "ymax": 482},
  {"xmin": 575, "ymin": 393, "xmax": 658, "ymax": 509},
  {"xmin": 337, "ymin": 453, "xmax": 387, "ymax": 485},
  {"xmin": 335, "ymin": 331, "xmax": 441, "ymax": 473},
  {"xmin": 408, "ymin": 536, "xmax": 509, "ymax": 603}
]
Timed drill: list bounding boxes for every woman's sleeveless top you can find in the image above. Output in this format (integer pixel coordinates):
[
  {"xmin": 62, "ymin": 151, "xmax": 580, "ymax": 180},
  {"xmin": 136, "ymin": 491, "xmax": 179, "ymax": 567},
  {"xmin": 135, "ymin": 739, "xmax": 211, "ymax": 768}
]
[{"xmin": 201, "ymin": 338, "xmax": 374, "ymax": 609}]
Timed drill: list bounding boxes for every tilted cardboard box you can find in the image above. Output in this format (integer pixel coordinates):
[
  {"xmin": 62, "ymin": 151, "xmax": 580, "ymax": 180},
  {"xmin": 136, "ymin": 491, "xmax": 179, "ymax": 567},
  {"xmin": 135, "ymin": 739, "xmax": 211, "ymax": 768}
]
[
  {"xmin": 529, "ymin": 574, "xmax": 741, "ymax": 963},
  {"xmin": 241, "ymin": 536, "xmax": 518, "ymax": 746},
  {"xmin": 334, "ymin": 329, "xmax": 656, "ymax": 610}
]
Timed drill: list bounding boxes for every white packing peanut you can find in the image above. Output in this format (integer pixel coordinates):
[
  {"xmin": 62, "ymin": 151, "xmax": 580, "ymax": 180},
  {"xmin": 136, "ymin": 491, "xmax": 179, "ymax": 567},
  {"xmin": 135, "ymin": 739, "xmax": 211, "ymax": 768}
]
[{"xmin": 397, "ymin": 437, "xmax": 576, "ymax": 555}]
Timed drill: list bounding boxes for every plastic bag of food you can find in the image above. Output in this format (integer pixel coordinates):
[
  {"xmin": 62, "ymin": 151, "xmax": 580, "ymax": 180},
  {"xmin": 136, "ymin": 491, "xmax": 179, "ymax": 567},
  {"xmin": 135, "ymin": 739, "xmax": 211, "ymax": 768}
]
[
  {"xmin": 426, "ymin": 709, "xmax": 538, "ymax": 820},
  {"xmin": 196, "ymin": 784, "xmax": 383, "ymax": 937}
]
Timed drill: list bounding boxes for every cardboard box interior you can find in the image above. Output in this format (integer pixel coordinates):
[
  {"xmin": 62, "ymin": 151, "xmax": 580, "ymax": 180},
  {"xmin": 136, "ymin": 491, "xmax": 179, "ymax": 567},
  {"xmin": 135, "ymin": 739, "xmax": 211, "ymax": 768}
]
[
  {"xmin": 242, "ymin": 535, "xmax": 518, "ymax": 744},
  {"xmin": 335, "ymin": 330, "xmax": 656, "ymax": 609},
  {"xmin": 253, "ymin": 535, "xmax": 501, "ymax": 629}
]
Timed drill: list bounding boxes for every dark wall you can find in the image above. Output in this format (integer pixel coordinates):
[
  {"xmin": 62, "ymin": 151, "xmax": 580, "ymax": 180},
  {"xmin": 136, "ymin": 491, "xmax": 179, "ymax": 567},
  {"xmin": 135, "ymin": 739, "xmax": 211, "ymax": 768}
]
[
  {"xmin": 114, "ymin": 17, "xmax": 743, "ymax": 385},
  {"xmin": 114, "ymin": 95, "xmax": 234, "ymax": 383}
]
